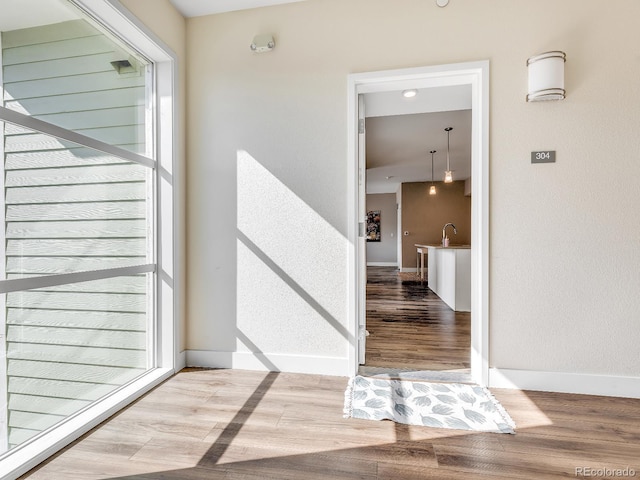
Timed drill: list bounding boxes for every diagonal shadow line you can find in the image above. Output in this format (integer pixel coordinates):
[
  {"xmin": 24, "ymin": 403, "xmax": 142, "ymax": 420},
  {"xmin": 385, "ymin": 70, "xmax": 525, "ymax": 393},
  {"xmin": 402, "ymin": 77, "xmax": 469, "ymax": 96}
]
[
  {"xmin": 236, "ymin": 328, "xmax": 278, "ymax": 371},
  {"xmin": 196, "ymin": 330, "xmax": 279, "ymax": 467},
  {"xmin": 197, "ymin": 370, "xmax": 279, "ymax": 468},
  {"xmin": 394, "ymin": 419, "xmax": 412, "ymax": 443},
  {"xmin": 237, "ymin": 228, "xmax": 355, "ymax": 344}
]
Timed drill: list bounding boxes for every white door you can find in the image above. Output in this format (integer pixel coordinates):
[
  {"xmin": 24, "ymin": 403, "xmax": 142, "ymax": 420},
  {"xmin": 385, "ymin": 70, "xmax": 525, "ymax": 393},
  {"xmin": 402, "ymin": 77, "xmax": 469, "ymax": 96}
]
[{"xmin": 357, "ymin": 94, "xmax": 367, "ymax": 364}]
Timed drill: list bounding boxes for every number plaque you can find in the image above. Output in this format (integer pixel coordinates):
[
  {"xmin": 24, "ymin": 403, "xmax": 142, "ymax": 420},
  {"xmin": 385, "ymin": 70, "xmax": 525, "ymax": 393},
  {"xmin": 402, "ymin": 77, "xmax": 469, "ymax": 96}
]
[{"xmin": 531, "ymin": 151, "xmax": 556, "ymax": 163}]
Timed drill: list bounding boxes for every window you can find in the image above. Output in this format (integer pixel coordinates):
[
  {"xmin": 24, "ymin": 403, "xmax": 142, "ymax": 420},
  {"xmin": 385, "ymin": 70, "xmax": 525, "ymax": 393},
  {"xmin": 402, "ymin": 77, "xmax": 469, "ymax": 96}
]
[{"xmin": 0, "ymin": 1, "xmax": 176, "ymax": 476}]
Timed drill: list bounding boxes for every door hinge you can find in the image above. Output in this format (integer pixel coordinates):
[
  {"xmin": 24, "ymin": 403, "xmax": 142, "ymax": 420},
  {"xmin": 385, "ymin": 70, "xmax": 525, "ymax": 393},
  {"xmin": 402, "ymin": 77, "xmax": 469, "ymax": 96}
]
[{"xmin": 358, "ymin": 119, "xmax": 365, "ymax": 134}]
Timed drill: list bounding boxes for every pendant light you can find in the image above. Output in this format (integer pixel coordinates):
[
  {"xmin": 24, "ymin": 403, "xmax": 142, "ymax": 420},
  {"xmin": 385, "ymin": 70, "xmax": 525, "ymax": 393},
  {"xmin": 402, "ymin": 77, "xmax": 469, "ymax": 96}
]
[
  {"xmin": 429, "ymin": 150, "xmax": 437, "ymax": 195},
  {"xmin": 444, "ymin": 127, "xmax": 453, "ymax": 183}
]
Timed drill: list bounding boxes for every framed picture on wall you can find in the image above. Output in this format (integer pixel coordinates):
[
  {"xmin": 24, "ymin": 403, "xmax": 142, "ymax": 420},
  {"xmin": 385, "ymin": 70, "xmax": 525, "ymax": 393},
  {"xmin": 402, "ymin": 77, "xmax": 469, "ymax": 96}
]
[{"xmin": 366, "ymin": 210, "xmax": 381, "ymax": 242}]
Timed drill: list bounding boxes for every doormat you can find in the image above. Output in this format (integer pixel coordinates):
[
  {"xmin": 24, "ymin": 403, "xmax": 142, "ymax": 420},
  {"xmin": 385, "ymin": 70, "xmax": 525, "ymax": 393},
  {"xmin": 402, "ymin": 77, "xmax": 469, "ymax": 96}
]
[{"xmin": 343, "ymin": 375, "xmax": 515, "ymax": 434}]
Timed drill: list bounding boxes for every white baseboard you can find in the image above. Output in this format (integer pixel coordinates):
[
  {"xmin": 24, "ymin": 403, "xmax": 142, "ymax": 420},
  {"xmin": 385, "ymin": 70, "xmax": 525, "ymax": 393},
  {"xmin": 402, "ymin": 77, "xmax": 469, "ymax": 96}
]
[
  {"xmin": 176, "ymin": 349, "xmax": 187, "ymax": 370},
  {"xmin": 399, "ymin": 267, "xmax": 418, "ymax": 273},
  {"xmin": 489, "ymin": 368, "xmax": 640, "ymax": 399},
  {"xmin": 366, "ymin": 262, "xmax": 398, "ymax": 267},
  {"xmin": 181, "ymin": 356, "xmax": 640, "ymax": 399},
  {"xmin": 186, "ymin": 350, "xmax": 350, "ymax": 377}
]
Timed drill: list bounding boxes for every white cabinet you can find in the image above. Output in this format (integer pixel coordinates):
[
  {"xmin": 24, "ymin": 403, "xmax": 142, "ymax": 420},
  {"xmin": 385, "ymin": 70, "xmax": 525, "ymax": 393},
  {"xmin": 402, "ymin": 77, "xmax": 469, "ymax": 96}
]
[{"xmin": 427, "ymin": 246, "xmax": 471, "ymax": 312}]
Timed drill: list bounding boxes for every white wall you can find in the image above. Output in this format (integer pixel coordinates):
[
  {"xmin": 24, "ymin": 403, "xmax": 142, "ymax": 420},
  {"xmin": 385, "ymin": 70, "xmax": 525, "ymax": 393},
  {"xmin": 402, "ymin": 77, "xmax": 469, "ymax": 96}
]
[{"xmin": 182, "ymin": 0, "xmax": 640, "ymax": 381}]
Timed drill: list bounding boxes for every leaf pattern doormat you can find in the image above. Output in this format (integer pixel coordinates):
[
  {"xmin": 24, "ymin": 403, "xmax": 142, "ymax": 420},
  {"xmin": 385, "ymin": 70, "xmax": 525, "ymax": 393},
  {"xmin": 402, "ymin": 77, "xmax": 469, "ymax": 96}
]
[{"xmin": 343, "ymin": 376, "xmax": 515, "ymax": 434}]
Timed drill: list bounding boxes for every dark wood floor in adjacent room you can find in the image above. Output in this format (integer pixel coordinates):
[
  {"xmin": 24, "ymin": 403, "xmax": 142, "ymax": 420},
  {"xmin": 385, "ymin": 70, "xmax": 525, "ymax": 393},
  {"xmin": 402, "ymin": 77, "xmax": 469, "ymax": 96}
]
[
  {"xmin": 22, "ymin": 368, "xmax": 640, "ymax": 479},
  {"xmin": 365, "ymin": 266, "xmax": 470, "ymax": 372}
]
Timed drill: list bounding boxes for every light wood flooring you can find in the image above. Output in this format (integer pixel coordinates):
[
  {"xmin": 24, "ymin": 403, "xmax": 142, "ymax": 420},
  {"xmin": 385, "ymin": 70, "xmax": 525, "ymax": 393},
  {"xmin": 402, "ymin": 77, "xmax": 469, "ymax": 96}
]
[
  {"xmin": 22, "ymin": 368, "xmax": 640, "ymax": 479},
  {"xmin": 364, "ymin": 267, "xmax": 470, "ymax": 372}
]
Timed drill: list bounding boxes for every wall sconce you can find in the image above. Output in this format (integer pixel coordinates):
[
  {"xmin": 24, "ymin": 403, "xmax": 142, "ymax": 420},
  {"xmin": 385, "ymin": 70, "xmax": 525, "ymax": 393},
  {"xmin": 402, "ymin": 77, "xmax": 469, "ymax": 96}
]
[
  {"xmin": 526, "ymin": 51, "xmax": 566, "ymax": 102},
  {"xmin": 250, "ymin": 34, "xmax": 275, "ymax": 53}
]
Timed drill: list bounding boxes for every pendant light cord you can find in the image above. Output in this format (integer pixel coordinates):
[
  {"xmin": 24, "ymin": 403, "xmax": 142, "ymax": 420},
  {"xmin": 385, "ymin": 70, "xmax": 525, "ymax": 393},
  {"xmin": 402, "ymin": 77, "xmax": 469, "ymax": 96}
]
[
  {"xmin": 430, "ymin": 150, "xmax": 435, "ymax": 184},
  {"xmin": 445, "ymin": 127, "xmax": 452, "ymax": 172}
]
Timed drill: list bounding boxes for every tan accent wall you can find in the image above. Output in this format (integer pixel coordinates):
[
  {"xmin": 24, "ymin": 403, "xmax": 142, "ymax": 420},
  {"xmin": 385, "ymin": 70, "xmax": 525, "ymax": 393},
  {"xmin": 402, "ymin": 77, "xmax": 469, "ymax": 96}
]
[{"xmin": 401, "ymin": 181, "xmax": 470, "ymax": 269}]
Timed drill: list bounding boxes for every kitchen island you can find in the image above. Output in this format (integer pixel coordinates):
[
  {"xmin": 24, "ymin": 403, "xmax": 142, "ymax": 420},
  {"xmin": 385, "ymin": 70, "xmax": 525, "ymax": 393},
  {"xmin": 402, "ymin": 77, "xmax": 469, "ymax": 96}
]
[{"xmin": 416, "ymin": 244, "xmax": 471, "ymax": 312}]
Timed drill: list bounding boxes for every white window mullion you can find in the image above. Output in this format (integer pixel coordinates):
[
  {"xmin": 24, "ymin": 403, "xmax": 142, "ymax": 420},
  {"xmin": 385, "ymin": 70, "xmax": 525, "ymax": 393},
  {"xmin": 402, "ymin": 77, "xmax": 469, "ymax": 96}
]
[
  {"xmin": 145, "ymin": 63, "xmax": 156, "ymax": 370},
  {"xmin": 0, "ymin": 32, "xmax": 9, "ymax": 453},
  {"xmin": 145, "ymin": 64, "xmax": 155, "ymax": 161},
  {"xmin": 155, "ymin": 58, "xmax": 176, "ymax": 370}
]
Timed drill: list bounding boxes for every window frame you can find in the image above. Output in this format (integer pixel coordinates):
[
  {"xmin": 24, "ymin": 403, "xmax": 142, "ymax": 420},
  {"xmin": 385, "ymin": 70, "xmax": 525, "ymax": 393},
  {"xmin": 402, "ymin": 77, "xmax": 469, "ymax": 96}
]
[
  {"xmin": 0, "ymin": 31, "xmax": 7, "ymax": 456},
  {"xmin": 0, "ymin": 1, "xmax": 178, "ymax": 477}
]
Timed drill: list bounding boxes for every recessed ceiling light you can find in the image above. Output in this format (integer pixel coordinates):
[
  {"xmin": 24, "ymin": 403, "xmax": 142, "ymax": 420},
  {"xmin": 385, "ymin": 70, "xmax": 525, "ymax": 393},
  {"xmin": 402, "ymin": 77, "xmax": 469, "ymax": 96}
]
[{"xmin": 402, "ymin": 89, "xmax": 418, "ymax": 98}]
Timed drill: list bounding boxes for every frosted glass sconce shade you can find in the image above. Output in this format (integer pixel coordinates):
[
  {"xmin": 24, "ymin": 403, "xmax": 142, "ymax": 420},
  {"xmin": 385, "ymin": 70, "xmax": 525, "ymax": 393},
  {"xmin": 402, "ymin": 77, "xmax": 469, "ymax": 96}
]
[{"xmin": 527, "ymin": 51, "xmax": 566, "ymax": 101}]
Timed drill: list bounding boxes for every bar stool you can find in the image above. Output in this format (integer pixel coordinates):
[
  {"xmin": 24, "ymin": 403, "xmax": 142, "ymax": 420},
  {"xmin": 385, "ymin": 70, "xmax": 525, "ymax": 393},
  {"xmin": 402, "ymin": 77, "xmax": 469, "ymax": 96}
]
[{"xmin": 416, "ymin": 246, "xmax": 427, "ymax": 280}]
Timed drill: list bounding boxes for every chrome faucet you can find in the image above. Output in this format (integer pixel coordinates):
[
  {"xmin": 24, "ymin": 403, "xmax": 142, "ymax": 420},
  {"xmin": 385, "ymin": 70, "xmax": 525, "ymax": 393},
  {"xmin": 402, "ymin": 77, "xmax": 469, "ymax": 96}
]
[{"xmin": 442, "ymin": 223, "xmax": 457, "ymax": 245}]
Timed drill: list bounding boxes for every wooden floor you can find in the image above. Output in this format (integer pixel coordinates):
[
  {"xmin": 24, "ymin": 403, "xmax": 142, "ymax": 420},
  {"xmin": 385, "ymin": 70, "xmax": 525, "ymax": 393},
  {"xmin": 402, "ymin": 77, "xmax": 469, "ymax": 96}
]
[
  {"xmin": 365, "ymin": 267, "xmax": 470, "ymax": 372},
  {"xmin": 22, "ymin": 368, "xmax": 640, "ymax": 479}
]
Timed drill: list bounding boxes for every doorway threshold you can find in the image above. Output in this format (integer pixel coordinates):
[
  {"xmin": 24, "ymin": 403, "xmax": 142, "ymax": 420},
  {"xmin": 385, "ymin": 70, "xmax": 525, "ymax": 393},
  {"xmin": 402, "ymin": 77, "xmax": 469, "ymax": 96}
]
[{"xmin": 358, "ymin": 366, "xmax": 472, "ymax": 384}]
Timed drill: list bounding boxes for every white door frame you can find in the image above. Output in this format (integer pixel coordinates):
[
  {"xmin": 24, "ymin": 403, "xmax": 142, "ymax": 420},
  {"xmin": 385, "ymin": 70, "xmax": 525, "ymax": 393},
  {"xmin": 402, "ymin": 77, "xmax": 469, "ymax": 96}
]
[
  {"xmin": 356, "ymin": 94, "xmax": 367, "ymax": 364},
  {"xmin": 347, "ymin": 60, "xmax": 490, "ymax": 385}
]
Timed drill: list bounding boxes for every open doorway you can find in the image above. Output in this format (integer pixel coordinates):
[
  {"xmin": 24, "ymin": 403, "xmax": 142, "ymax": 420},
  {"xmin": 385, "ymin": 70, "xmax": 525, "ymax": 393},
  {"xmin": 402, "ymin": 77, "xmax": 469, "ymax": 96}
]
[
  {"xmin": 363, "ymin": 105, "xmax": 472, "ymax": 382},
  {"xmin": 347, "ymin": 61, "xmax": 489, "ymax": 385}
]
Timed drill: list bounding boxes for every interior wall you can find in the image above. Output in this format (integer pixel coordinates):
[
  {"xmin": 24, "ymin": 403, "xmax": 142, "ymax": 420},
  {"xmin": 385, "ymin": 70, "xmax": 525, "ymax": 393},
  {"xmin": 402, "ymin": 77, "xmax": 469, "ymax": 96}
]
[
  {"xmin": 365, "ymin": 193, "xmax": 397, "ymax": 265},
  {"xmin": 119, "ymin": 0, "xmax": 187, "ymax": 352},
  {"xmin": 401, "ymin": 181, "xmax": 471, "ymax": 269},
  {"xmin": 184, "ymin": 0, "xmax": 640, "ymax": 377}
]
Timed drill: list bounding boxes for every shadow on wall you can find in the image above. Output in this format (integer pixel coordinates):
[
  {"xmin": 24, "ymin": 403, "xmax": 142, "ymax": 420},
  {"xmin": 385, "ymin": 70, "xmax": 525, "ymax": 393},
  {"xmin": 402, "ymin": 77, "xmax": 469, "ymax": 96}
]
[{"xmin": 234, "ymin": 150, "xmax": 353, "ymax": 363}]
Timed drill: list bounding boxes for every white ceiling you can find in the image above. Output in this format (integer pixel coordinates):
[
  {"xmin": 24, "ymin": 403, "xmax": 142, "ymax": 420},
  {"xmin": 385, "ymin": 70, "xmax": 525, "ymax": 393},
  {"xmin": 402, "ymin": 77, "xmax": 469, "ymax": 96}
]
[
  {"xmin": 364, "ymin": 86, "xmax": 472, "ymax": 194},
  {"xmin": 169, "ymin": 0, "xmax": 308, "ymax": 17},
  {"xmin": 365, "ymin": 85, "xmax": 472, "ymax": 118}
]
